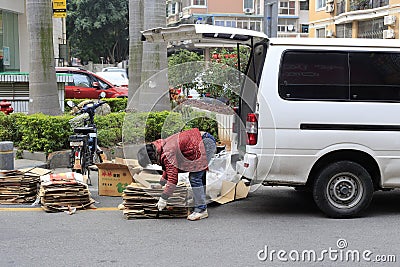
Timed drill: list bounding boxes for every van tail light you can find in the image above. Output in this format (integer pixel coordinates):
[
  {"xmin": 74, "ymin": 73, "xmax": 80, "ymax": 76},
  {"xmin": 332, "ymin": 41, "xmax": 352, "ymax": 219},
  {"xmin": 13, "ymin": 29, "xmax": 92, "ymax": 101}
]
[
  {"xmin": 246, "ymin": 113, "xmax": 258, "ymax": 145},
  {"xmin": 232, "ymin": 107, "xmax": 239, "ymax": 133}
]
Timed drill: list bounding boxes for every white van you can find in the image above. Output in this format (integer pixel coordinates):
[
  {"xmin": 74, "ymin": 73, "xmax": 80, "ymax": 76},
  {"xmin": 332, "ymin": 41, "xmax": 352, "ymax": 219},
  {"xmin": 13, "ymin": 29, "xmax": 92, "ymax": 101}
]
[{"xmin": 142, "ymin": 25, "xmax": 400, "ymax": 218}]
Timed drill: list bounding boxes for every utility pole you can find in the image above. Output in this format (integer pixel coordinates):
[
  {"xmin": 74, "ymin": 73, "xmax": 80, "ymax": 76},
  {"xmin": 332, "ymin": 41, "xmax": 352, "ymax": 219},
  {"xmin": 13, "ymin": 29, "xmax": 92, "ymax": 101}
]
[{"xmin": 264, "ymin": 0, "xmax": 278, "ymax": 37}]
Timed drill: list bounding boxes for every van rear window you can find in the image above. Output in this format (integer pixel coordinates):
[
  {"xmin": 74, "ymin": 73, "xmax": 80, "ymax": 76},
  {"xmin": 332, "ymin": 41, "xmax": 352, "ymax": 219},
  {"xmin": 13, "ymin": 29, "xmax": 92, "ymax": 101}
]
[{"xmin": 279, "ymin": 50, "xmax": 400, "ymax": 102}]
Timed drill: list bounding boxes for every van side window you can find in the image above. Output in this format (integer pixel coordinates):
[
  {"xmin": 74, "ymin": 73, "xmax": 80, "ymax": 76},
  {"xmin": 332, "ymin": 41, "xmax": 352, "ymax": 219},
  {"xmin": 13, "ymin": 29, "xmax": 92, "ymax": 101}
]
[
  {"xmin": 350, "ymin": 52, "xmax": 400, "ymax": 101},
  {"xmin": 279, "ymin": 51, "xmax": 349, "ymax": 100},
  {"xmin": 279, "ymin": 51, "xmax": 400, "ymax": 103}
]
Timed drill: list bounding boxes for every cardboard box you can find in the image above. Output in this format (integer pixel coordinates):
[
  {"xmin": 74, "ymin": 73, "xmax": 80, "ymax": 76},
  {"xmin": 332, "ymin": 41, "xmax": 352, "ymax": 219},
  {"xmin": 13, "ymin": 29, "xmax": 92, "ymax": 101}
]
[
  {"xmin": 212, "ymin": 180, "xmax": 250, "ymax": 204},
  {"xmin": 96, "ymin": 158, "xmax": 141, "ymax": 196}
]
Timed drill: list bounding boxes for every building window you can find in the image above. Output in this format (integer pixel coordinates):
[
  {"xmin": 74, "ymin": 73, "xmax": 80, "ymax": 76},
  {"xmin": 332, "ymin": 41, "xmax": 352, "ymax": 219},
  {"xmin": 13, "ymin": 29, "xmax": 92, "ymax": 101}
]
[
  {"xmin": 358, "ymin": 18, "xmax": 387, "ymax": 39},
  {"xmin": 300, "ymin": 0, "xmax": 309, "ymax": 10},
  {"xmin": 279, "ymin": 1, "xmax": 296, "ymax": 15},
  {"xmin": 244, "ymin": 0, "xmax": 254, "ymax": 9},
  {"xmin": 215, "ymin": 20, "xmax": 224, "ymax": 26},
  {"xmin": 167, "ymin": 2, "xmax": 179, "ymax": 16},
  {"xmin": 336, "ymin": 23, "xmax": 352, "ymax": 38},
  {"xmin": 255, "ymin": 0, "xmax": 261, "ymax": 14},
  {"xmin": 316, "ymin": 28, "xmax": 325, "ymax": 38},
  {"xmin": 0, "ymin": 11, "xmax": 20, "ymax": 71},
  {"xmin": 278, "ymin": 19, "xmax": 297, "ymax": 32},
  {"xmin": 301, "ymin": 24, "xmax": 309, "ymax": 33},
  {"xmin": 192, "ymin": 0, "xmax": 206, "ymax": 6},
  {"xmin": 316, "ymin": 0, "xmax": 326, "ymax": 9},
  {"xmin": 237, "ymin": 19, "xmax": 262, "ymax": 31},
  {"xmin": 226, "ymin": 21, "xmax": 236, "ymax": 27},
  {"xmin": 214, "ymin": 20, "xmax": 237, "ymax": 28}
]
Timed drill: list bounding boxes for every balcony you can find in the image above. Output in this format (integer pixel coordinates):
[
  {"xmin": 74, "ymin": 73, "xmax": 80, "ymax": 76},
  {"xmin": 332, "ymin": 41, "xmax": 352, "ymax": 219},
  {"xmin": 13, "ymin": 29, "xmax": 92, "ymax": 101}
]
[{"xmin": 350, "ymin": 0, "xmax": 389, "ymax": 11}]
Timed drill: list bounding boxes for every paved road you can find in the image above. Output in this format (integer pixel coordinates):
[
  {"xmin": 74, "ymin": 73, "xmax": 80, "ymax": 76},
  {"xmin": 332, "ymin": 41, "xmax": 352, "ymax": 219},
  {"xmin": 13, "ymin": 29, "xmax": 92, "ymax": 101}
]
[{"xmin": 1, "ymin": 168, "xmax": 400, "ymax": 266}]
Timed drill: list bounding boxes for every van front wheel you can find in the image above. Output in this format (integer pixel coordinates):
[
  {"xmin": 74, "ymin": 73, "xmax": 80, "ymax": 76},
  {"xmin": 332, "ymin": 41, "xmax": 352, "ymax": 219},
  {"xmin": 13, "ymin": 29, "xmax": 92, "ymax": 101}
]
[{"xmin": 313, "ymin": 161, "xmax": 373, "ymax": 218}]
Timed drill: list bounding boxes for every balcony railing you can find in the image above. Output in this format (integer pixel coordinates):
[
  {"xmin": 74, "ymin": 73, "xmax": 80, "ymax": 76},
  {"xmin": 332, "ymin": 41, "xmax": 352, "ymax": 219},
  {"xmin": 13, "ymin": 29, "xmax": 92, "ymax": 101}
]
[{"xmin": 350, "ymin": 0, "xmax": 389, "ymax": 11}]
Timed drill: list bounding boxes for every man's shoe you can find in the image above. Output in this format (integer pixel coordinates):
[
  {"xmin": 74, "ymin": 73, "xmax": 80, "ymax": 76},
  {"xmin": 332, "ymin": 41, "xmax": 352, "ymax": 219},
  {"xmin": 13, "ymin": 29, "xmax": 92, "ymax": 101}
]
[{"xmin": 187, "ymin": 210, "xmax": 208, "ymax": 221}]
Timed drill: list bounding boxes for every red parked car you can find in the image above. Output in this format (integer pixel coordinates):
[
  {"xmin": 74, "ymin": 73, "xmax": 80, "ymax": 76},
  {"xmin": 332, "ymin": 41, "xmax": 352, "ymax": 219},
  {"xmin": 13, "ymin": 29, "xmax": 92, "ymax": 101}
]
[{"xmin": 56, "ymin": 67, "xmax": 128, "ymax": 99}]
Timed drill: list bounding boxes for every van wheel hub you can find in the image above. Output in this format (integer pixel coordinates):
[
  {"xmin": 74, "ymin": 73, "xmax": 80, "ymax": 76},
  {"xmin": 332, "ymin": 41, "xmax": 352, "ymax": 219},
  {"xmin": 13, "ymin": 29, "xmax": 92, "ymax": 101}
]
[{"xmin": 327, "ymin": 173, "xmax": 363, "ymax": 209}]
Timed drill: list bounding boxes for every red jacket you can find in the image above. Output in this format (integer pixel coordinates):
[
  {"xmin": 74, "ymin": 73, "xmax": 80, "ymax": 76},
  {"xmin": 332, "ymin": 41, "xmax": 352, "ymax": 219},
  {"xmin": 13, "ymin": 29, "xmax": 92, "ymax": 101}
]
[{"xmin": 152, "ymin": 128, "xmax": 208, "ymax": 198}]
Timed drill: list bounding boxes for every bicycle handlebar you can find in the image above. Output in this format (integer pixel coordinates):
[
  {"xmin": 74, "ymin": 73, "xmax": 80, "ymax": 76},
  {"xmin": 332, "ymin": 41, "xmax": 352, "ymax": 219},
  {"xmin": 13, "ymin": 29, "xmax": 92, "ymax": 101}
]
[{"xmin": 78, "ymin": 100, "xmax": 106, "ymax": 114}]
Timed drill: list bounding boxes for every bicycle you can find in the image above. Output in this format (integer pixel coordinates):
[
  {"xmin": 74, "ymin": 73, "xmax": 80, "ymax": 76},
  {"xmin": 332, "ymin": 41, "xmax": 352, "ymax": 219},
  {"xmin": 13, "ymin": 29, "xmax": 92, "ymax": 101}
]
[{"xmin": 67, "ymin": 92, "xmax": 108, "ymax": 185}]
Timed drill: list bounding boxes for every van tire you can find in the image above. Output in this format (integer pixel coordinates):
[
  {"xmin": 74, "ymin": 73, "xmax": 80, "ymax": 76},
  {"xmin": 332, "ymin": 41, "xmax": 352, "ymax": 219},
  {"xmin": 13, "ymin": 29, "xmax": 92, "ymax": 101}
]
[{"xmin": 313, "ymin": 161, "xmax": 374, "ymax": 218}]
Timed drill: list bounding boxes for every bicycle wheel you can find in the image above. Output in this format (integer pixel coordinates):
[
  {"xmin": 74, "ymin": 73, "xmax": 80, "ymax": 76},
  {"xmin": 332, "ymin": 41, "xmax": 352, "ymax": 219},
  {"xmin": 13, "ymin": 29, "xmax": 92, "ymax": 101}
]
[{"xmin": 80, "ymin": 144, "xmax": 92, "ymax": 185}]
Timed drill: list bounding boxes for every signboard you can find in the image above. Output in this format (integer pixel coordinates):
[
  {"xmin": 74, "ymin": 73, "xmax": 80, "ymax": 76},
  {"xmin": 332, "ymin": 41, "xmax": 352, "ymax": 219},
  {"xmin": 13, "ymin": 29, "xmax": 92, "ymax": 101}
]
[
  {"xmin": 53, "ymin": 12, "xmax": 66, "ymax": 18},
  {"xmin": 53, "ymin": 0, "xmax": 67, "ymax": 18},
  {"xmin": 3, "ymin": 47, "xmax": 10, "ymax": 66}
]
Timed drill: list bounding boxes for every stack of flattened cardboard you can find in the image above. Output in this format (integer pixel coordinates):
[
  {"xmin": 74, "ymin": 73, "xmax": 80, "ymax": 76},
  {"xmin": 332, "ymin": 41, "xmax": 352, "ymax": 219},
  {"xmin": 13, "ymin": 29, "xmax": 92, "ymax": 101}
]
[
  {"xmin": 122, "ymin": 173, "xmax": 188, "ymax": 219},
  {"xmin": 0, "ymin": 168, "xmax": 49, "ymax": 204},
  {"xmin": 39, "ymin": 172, "xmax": 95, "ymax": 212}
]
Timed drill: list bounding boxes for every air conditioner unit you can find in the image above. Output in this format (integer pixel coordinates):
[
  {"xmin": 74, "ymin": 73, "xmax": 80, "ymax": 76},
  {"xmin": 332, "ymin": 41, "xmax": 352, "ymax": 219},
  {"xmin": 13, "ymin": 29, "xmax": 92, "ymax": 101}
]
[
  {"xmin": 287, "ymin": 25, "xmax": 295, "ymax": 32},
  {"xmin": 327, "ymin": 0, "xmax": 334, "ymax": 3},
  {"xmin": 326, "ymin": 30, "xmax": 334, "ymax": 37},
  {"xmin": 383, "ymin": 29, "xmax": 395, "ymax": 39},
  {"xmin": 325, "ymin": 4, "xmax": 334, "ymax": 13},
  {"xmin": 244, "ymin": 8, "xmax": 254, "ymax": 14},
  {"xmin": 384, "ymin": 15, "xmax": 396, "ymax": 26}
]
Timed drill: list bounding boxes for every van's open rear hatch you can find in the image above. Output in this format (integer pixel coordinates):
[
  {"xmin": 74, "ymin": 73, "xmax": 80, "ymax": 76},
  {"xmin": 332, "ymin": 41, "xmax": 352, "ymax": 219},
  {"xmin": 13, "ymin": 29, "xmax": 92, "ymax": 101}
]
[
  {"xmin": 141, "ymin": 24, "xmax": 269, "ymax": 155},
  {"xmin": 141, "ymin": 24, "xmax": 268, "ymax": 46}
]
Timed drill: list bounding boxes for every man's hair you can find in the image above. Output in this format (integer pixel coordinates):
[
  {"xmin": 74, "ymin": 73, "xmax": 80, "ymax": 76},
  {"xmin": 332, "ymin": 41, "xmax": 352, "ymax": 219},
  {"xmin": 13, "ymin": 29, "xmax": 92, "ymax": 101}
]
[{"xmin": 137, "ymin": 144, "xmax": 157, "ymax": 167}]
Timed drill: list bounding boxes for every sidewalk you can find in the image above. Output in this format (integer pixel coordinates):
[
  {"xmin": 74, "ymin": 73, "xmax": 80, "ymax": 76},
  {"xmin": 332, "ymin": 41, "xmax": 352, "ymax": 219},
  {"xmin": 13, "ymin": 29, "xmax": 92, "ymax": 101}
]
[{"xmin": 14, "ymin": 158, "xmax": 49, "ymax": 170}]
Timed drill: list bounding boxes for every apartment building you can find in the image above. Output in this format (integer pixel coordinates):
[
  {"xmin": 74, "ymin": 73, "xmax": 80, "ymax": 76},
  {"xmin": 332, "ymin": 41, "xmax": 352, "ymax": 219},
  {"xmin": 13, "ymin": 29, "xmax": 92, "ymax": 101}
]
[
  {"xmin": 166, "ymin": 0, "xmax": 310, "ymax": 37},
  {"xmin": 309, "ymin": 0, "xmax": 400, "ymax": 39},
  {"xmin": 0, "ymin": 0, "xmax": 65, "ymax": 72}
]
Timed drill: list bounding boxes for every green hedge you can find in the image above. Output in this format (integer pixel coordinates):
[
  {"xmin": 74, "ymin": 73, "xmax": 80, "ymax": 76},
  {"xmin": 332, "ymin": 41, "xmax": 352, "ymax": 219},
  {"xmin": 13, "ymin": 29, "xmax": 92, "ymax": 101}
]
[
  {"xmin": 0, "ymin": 109, "xmax": 218, "ymax": 154},
  {"xmin": 64, "ymin": 98, "xmax": 127, "ymax": 113}
]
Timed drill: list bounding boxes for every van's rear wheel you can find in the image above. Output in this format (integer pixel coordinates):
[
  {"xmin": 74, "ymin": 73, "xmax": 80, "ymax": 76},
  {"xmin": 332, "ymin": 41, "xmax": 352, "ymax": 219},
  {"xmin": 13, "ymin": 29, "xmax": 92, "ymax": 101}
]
[{"xmin": 313, "ymin": 161, "xmax": 373, "ymax": 218}]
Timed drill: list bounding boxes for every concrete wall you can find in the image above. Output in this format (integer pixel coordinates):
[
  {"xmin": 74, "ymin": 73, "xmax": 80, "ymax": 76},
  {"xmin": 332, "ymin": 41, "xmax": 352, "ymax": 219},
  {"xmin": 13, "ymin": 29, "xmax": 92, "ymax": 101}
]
[{"xmin": 208, "ymin": 0, "xmax": 243, "ymax": 14}]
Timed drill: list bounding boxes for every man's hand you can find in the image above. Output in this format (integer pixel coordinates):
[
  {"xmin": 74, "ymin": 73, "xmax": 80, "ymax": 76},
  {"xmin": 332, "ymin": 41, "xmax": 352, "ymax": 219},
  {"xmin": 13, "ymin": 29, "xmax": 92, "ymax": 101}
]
[{"xmin": 156, "ymin": 197, "xmax": 167, "ymax": 211}]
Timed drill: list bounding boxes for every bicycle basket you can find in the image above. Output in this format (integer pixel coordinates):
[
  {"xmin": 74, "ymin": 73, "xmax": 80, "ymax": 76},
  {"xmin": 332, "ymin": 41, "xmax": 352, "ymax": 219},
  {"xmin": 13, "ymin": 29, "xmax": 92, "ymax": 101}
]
[{"xmin": 69, "ymin": 113, "xmax": 89, "ymax": 128}]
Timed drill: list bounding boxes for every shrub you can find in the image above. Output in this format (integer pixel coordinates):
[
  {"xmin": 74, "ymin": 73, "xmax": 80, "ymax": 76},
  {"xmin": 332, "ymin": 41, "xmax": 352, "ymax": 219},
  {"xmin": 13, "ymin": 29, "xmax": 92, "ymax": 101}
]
[
  {"xmin": 0, "ymin": 109, "xmax": 218, "ymax": 154},
  {"xmin": 0, "ymin": 112, "xmax": 24, "ymax": 143},
  {"xmin": 17, "ymin": 114, "xmax": 72, "ymax": 154},
  {"xmin": 94, "ymin": 112, "xmax": 125, "ymax": 147}
]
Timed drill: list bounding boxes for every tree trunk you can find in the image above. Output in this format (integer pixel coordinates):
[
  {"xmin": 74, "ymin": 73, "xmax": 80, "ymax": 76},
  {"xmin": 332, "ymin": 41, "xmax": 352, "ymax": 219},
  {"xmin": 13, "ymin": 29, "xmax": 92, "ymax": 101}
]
[
  {"xmin": 26, "ymin": 0, "xmax": 61, "ymax": 115},
  {"xmin": 138, "ymin": 0, "xmax": 170, "ymax": 111},
  {"xmin": 128, "ymin": 0, "xmax": 144, "ymax": 106}
]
